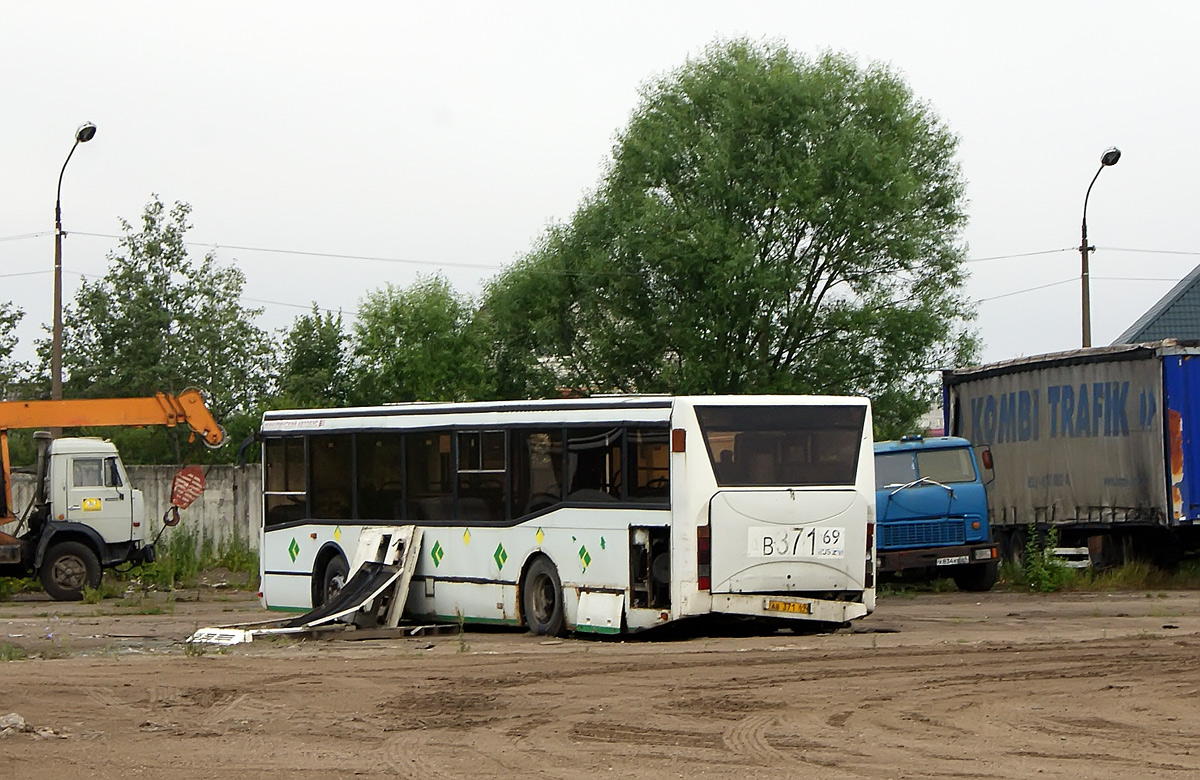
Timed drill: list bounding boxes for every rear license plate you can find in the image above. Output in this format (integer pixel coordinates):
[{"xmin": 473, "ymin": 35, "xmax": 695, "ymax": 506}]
[
  {"xmin": 765, "ymin": 599, "xmax": 811, "ymax": 615},
  {"xmin": 748, "ymin": 526, "xmax": 845, "ymax": 558},
  {"xmin": 936, "ymin": 555, "xmax": 970, "ymax": 566}
]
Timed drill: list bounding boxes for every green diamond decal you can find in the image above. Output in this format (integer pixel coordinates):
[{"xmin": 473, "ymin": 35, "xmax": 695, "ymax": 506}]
[
  {"xmin": 431, "ymin": 541, "xmax": 444, "ymax": 568},
  {"xmin": 600, "ymin": 537, "xmax": 606, "ymax": 550},
  {"xmin": 579, "ymin": 545, "xmax": 592, "ymax": 570},
  {"xmin": 494, "ymin": 542, "xmax": 508, "ymax": 570},
  {"xmin": 287, "ymin": 537, "xmax": 300, "ymax": 562}
]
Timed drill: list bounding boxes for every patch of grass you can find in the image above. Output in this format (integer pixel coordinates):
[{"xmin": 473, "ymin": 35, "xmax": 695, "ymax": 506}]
[
  {"xmin": 0, "ymin": 577, "xmax": 40, "ymax": 601},
  {"xmin": 0, "ymin": 642, "xmax": 27, "ymax": 661},
  {"xmin": 81, "ymin": 579, "xmax": 124, "ymax": 604},
  {"xmin": 129, "ymin": 526, "xmax": 259, "ymax": 592}
]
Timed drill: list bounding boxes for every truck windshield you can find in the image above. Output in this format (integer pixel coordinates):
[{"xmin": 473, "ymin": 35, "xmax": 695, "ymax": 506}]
[
  {"xmin": 695, "ymin": 405, "xmax": 865, "ymax": 487},
  {"xmin": 876, "ymin": 448, "xmax": 977, "ymax": 490},
  {"xmin": 916, "ymin": 449, "xmax": 977, "ymax": 484}
]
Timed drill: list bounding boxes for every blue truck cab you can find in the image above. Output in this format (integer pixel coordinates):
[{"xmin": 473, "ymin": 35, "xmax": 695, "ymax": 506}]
[{"xmin": 874, "ymin": 435, "xmax": 1000, "ymax": 591}]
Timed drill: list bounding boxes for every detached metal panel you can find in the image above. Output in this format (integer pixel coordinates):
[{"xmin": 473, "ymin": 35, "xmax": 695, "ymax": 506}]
[{"xmin": 946, "ymin": 356, "xmax": 1168, "ymax": 528}]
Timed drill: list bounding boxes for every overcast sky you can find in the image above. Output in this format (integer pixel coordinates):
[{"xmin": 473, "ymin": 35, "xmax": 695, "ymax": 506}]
[{"xmin": 3, "ymin": 1, "xmax": 1197, "ymax": 372}]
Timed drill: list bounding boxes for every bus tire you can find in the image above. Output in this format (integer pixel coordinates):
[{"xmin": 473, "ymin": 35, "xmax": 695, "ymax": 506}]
[
  {"xmin": 522, "ymin": 556, "xmax": 566, "ymax": 636},
  {"xmin": 319, "ymin": 555, "xmax": 350, "ymax": 607},
  {"xmin": 40, "ymin": 540, "xmax": 102, "ymax": 601},
  {"xmin": 953, "ymin": 561, "xmax": 999, "ymax": 592}
]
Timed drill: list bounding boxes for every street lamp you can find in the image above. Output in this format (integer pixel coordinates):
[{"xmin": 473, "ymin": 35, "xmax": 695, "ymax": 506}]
[
  {"xmin": 52, "ymin": 121, "xmax": 97, "ymax": 400},
  {"xmin": 1080, "ymin": 146, "xmax": 1121, "ymax": 349}
]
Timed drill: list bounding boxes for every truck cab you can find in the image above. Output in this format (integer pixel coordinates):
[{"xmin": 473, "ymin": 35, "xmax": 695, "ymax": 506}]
[
  {"xmin": 874, "ymin": 435, "xmax": 999, "ymax": 591},
  {"xmin": 0, "ymin": 436, "xmax": 151, "ymax": 600}
]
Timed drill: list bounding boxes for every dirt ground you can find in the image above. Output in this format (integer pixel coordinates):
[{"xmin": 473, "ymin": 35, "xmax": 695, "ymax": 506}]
[{"xmin": 3, "ymin": 587, "xmax": 1200, "ymax": 780}]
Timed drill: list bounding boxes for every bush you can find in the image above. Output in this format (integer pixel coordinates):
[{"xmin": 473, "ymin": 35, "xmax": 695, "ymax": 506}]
[{"xmin": 1017, "ymin": 524, "xmax": 1075, "ymax": 592}]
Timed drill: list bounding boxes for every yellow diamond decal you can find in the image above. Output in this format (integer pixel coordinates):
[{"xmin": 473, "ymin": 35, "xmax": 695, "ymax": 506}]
[
  {"xmin": 463, "ymin": 528, "xmax": 471, "ymax": 545},
  {"xmin": 536, "ymin": 528, "xmax": 544, "ymax": 546},
  {"xmin": 334, "ymin": 526, "xmax": 342, "ymax": 542}
]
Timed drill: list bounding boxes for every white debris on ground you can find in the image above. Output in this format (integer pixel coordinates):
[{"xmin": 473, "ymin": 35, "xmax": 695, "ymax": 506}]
[{"xmin": 0, "ymin": 712, "xmax": 71, "ymax": 739}]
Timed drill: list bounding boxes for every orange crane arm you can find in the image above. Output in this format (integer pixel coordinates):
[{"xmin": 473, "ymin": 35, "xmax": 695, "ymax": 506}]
[{"xmin": 0, "ymin": 389, "xmax": 225, "ymax": 448}]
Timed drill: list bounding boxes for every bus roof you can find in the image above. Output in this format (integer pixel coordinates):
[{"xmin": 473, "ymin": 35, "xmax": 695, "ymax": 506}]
[{"xmin": 260, "ymin": 395, "xmax": 870, "ymax": 435}]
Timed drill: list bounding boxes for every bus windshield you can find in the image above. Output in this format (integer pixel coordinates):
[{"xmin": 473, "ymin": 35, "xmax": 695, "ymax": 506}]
[{"xmin": 695, "ymin": 405, "xmax": 865, "ymax": 487}]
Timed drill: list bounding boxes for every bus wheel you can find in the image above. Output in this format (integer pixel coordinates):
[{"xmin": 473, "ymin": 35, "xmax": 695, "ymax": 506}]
[
  {"xmin": 40, "ymin": 541, "xmax": 102, "ymax": 601},
  {"xmin": 319, "ymin": 555, "xmax": 350, "ymax": 607},
  {"xmin": 522, "ymin": 556, "xmax": 566, "ymax": 636}
]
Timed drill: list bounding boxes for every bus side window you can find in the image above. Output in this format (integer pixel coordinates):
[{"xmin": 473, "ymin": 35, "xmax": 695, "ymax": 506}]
[
  {"xmin": 628, "ymin": 428, "xmax": 669, "ymax": 503},
  {"xmin": 511, "ymin": 430, "xmax": 563, "ymax": 519},
  {"xmin": 457, "ymin": 430, "xmax": 506, "ymax": 524},
  {"xmin": 566, "ymin": 428, "xmax": 622, "ymax": 502},
  {"xmin": 406, "ymin": 432, "xmax": 452, "ymax": 523}
]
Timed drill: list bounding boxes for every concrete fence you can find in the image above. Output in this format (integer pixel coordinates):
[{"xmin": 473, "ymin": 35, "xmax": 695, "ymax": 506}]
[{"xmin": 4, "ymin": 465, "xmax": 262, "ymax": 551}]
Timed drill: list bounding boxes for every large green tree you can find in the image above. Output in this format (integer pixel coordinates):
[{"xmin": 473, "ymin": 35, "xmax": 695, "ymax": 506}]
[
  {"xmin": 50, "ymin": 196, "xmax": 275, "ymax": 461},
  {"xmin": 352, "ymin": 275, "xmax": 489, "ymax": 404},
  {"xmin": 278, "ymin": 304, "xmax": 351, "ymax": 408},
  {"xmin": 485, "ymin": 40, "xmax": 976, "ymax": 434}
]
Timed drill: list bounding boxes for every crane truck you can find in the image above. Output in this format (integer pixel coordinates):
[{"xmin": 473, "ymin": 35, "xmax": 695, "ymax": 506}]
[{"xmin": 0, "ymin": 390, "xmax": 224, "ymax": 600}]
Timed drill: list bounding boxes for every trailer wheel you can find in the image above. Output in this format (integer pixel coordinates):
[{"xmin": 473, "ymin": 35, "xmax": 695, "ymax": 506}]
[
  {"xmin": 952, "ymin": 561, "xmax": 999, "ymax": 592},
  {"xmin": 521, "ymin": 556, "xmax": 566, "ymax": 636},
  {"xmin": 40, "ymin": 541, "xmax": 102, "ymax": 601}
]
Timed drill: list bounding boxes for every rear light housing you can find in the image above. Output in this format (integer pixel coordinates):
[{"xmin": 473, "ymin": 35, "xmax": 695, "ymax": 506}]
[
  {"xmin": 697, "ymin": 524, "xmax": 711, "ymax": 590},
  {"xmin": 864, "ymin": 521, "xmax": 876, "ymax": 588}
]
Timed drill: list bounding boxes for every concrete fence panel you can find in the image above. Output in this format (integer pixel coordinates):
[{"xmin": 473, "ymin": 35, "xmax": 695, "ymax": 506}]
[{"xmin": 4, "ymin": 465, "xmax": 261, "ymax": 551}]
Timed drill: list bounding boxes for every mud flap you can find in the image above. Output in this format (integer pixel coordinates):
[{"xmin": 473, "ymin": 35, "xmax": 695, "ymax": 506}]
[{"xmin": 574, "ymin": 591, "xmax": 624, "ymax": 635}]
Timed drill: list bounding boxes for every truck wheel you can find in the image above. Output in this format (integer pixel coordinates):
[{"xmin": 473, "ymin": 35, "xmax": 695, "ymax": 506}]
[
  {"xmin": 40, "ymin": 541, "xmax": 102, "ymax": 601},
  {"xmin": 522, "ymin": 556, "xmax": 566, "ymax": 636},
  {"xmin": 953, "ymin": 561, "xmax": 999, "ymax": 592}
]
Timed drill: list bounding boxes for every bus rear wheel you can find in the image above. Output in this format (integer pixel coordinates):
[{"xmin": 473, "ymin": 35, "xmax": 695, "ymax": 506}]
[{"xmin": 522, "ymin": 556, "xmax": 566, "ymax": 636}]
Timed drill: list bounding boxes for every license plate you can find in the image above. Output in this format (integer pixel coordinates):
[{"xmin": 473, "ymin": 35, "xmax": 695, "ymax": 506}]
[
  {"xmin": 765, "ymin": 599, "xmax": 811, "ymax": 615},
  {"xmin": 936, "ymin": 555, "xmax": 970, "ymax": 566},
  {"xmin": 748, "ymin": 526, "xmax": 845, "ymax": 558}
]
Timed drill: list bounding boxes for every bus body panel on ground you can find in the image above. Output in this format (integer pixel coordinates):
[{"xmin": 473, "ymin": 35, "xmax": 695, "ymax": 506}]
[
  {"xmin": 942, "ymin": 340, "xmax": 1200, "ymax": 563},
  {"xmin": 258, "ymin": 395, "xmax": 875, "ymax": 634}
]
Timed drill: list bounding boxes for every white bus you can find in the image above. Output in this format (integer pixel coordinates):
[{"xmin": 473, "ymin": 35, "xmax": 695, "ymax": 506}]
[{"xmin": 258, "ymin": 395, "xmax": 876, "ymax": 635}]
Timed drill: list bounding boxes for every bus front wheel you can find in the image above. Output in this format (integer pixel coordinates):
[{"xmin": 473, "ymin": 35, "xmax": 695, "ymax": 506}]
[
  {"xmin": 522, "ymin": 556, "xmax": 566, "ymax": 636},
  {"xmin": 318, "ymin": 555, "xmax": 350, "ymax": 607}
]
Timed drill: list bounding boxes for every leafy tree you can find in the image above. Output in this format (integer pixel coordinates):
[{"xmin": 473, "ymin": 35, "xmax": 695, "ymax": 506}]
[
  {"xmin": 49, "ymin": 196, "xmax": 275, "ymax": 462},
  {"xmin": 485, "ymin": 40, "xmax": 977, "ymax": 433},
  {"xmin": 0, "ymin": 302, "xmax": 28, "ymax": 399},
  {"xmin": 278, "ymin": 304, "xmax": 351, "ymax": 408},
  {"xmin": 352, "ymin": 275, "xmax": 488, "ymax": 404}
]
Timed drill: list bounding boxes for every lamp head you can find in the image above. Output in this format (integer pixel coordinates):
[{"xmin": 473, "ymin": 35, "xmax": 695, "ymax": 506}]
[
  {"xmin": 1100, "ymin": 147, "xmax": 1121, "ymax": 166},
  {"xmin": 75, "ymin": 122, "xmax": 97, "ymax": 143}
]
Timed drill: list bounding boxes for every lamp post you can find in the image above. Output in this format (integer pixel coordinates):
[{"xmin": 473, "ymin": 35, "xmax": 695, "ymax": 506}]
[
  {"xmin": 52, "ymin": 122, "xmax": 97, "ymax": 401},
  {"xmin": 1080, "ymin": 146, "xmax": 1121, "ymax": 348}
]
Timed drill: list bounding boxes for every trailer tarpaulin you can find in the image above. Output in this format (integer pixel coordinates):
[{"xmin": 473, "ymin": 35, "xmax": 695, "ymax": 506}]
[{"xmin": 946, "ymin": 357, "xmax": 1167, "ymax": 527}]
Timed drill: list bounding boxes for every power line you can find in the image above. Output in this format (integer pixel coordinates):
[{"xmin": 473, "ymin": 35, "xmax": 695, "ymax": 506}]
[
  {"xmin": 976, "ymin": 278, "xmax": 1075, "ymax": 302},
  {"xmin": 69, "ymin": 231, "xmax": 503, "ymax": 271},
  {"xmin": 964, "ymin": 249, "xmax": 1073, "ymax": 263}
]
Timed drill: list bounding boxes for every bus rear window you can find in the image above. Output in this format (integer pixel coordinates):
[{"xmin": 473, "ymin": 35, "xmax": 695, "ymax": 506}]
[{"xmin": 695, "ymin": 405, "xmax": 865, "ymax": 487}]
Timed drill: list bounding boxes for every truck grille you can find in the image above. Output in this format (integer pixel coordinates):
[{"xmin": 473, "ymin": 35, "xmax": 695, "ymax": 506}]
[{"xmin": 880, "ymin": 521, "xmax": 965, "ymax": 549}]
